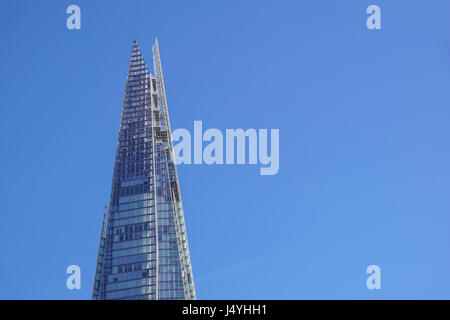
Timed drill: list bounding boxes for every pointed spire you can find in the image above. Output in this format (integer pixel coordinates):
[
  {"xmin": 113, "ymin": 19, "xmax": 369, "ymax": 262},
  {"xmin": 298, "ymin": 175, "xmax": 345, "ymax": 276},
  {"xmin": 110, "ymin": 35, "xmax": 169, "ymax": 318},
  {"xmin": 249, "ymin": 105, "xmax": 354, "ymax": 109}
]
[
  {"xmin": 129, "ymin": 39, "xmax": 147, "ymax": 67},
  {"xmin": 153, "ymin": 37, "xmax": 160, "ymax": 56},
  {"xmin": 131, "ymin": 39, "xmax": 140, "ymax": 53}
]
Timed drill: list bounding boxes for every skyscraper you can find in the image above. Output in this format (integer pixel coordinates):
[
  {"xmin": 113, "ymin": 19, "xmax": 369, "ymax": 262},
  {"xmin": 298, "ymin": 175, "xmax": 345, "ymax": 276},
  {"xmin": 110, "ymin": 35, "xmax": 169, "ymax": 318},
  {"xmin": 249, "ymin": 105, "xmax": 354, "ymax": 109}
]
[{"xmin": 92, "ymin": 39, "xmax": 196, "ymax": 300}]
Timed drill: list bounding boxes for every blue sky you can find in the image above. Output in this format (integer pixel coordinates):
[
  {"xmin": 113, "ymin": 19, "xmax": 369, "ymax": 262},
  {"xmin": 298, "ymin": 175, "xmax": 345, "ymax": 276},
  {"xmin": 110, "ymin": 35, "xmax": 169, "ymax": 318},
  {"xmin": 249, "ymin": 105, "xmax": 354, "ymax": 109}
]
[{"xmin": 1, "ymin": 0, "xmax": 450, "ymax": 299}]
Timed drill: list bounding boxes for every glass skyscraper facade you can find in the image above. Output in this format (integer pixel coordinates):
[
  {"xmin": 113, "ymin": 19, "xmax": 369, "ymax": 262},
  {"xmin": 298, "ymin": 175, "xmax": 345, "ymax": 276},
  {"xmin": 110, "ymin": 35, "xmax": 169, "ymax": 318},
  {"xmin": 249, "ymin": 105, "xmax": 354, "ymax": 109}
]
[{"xmin": 92, "ymin": 39, "xmax": 196, "ymax": 300}]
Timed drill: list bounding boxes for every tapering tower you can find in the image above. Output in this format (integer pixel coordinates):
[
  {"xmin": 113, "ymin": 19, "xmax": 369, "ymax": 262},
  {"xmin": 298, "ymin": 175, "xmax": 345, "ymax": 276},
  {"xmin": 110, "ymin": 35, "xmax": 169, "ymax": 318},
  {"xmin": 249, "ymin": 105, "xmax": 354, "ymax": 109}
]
[{"xmin": 92, "ymin": 39, "xmax": 196, "ymax": 300}]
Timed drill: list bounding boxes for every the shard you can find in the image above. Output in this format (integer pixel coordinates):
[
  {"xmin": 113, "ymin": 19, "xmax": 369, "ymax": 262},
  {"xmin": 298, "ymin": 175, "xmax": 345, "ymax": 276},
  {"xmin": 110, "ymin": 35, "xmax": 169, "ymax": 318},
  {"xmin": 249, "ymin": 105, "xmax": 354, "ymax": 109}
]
[{"xmin": 92, "ymin": 39, "xmax": 196, "ymax": 300}]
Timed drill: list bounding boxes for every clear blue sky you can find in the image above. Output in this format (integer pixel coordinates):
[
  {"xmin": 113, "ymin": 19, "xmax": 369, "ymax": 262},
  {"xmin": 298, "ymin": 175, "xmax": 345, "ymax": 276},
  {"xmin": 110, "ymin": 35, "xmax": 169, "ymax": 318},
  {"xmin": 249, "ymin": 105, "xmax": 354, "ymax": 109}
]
[{"xmin": 1, "ymin": 0, "xmax": 450, "ymax": 299}]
